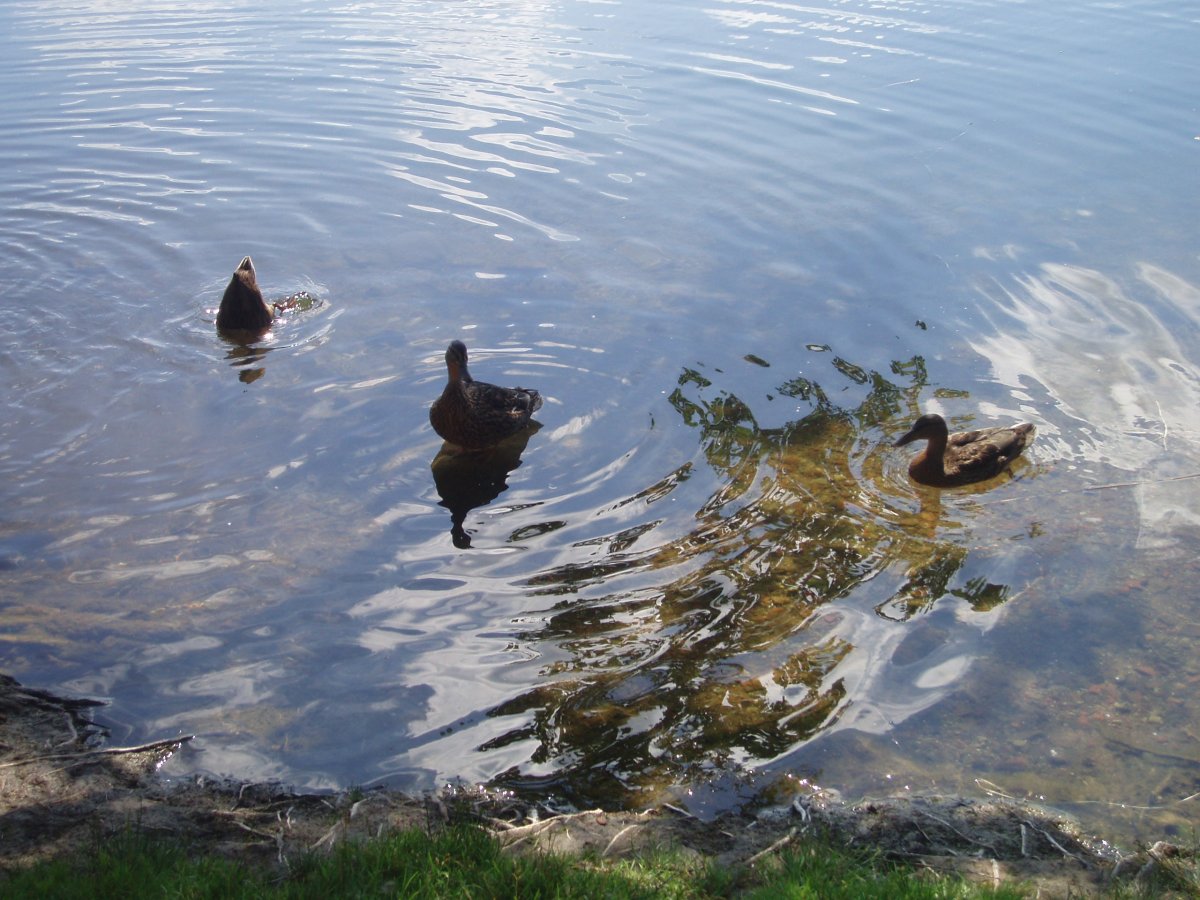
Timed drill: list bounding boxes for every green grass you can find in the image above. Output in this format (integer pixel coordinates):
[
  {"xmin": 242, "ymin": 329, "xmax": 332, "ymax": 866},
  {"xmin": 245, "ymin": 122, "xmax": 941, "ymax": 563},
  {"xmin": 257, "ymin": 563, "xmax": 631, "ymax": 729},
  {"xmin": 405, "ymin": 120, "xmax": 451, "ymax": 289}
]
[
  {"xmin": 743, "ymin": 842, "xmax": 1024, "ymax": 900},
  {"xmin": 0, "ymin": 823, "xmax": 1032, "ymax": 899}
]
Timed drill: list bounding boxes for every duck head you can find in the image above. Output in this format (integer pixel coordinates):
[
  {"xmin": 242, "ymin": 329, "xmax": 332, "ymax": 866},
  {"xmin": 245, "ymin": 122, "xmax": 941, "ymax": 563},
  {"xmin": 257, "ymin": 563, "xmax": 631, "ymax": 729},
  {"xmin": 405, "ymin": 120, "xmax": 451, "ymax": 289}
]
[
  {"xmin": 894, "ymin": 413, "xmax": 949, "ymax": 447},
  {"xmin": 445, "ymin": 340, "xmax": 471, "ymax": 382}
]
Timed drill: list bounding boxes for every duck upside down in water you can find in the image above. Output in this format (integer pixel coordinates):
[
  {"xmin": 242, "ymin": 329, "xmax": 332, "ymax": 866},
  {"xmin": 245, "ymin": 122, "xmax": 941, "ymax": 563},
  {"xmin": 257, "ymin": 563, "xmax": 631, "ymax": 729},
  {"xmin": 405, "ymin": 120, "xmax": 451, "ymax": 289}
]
[
  {"xmin": 894, "ymin": 413, "xmax": 1035, "ymax": 487},
  {"xmin": 216, "ymin": 256, "xmax": 312, "ymax": 334},
  {"xmin": 429, "ymin": 340, "xmax": 543, "ymax": 450}
]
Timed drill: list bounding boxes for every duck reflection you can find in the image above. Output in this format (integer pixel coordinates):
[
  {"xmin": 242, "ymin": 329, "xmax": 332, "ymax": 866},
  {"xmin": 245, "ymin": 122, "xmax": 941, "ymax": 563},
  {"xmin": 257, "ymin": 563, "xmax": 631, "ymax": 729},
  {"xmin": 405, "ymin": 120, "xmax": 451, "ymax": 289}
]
[
  {"xmin": 431, "ymin": 423, "xmax": 541, "ymax": 548},
  {"xmin": 220, "ymin": 337, "xmax": 271, "ymax": 384}
]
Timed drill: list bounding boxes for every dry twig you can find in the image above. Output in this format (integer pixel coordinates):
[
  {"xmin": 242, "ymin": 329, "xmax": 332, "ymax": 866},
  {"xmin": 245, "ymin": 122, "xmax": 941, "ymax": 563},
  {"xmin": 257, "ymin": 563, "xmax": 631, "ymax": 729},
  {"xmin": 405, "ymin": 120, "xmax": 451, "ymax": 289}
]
[
  {"xmin": 916, "ymin": 807, "xmax": 997, "ymax": 853},
  {"xmin": 602, "ymin": 823, "xmax": 642, "ymax": 857},
  {"xmin": 746, "ymin": 828, "xmax": 797, "ymax": 865},
  {"xmin": 0, "ymin": 736, "xmax": 193, "ymax": 770},
  {"xmin": 1021, "ymin": 819, "xmax": 1085, "ymax": 863}
]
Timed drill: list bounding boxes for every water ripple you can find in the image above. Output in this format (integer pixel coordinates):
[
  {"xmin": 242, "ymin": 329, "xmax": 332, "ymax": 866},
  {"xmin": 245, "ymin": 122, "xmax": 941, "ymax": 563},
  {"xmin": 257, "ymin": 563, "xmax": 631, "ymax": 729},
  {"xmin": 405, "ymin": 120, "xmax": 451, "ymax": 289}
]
[{"xmin": 1, "ymin": 0, "xmax": 1198, "ymax": 843}]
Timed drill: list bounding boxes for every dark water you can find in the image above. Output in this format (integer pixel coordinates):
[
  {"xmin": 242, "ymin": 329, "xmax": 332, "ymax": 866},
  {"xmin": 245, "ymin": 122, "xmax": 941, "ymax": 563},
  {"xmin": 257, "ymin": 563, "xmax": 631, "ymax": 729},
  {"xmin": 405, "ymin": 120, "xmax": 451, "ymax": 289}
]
[{"xmin": 2, "ymin": 0, "xmax": 1198, "ymax": 844}]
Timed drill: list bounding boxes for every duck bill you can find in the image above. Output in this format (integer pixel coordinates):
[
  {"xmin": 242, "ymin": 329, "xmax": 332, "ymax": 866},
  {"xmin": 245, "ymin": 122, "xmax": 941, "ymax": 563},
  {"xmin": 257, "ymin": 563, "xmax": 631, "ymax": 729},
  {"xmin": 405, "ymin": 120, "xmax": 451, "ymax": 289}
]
[{"xmin": 893, "ymin": 429, "xmax": 918, "ymax": 447}]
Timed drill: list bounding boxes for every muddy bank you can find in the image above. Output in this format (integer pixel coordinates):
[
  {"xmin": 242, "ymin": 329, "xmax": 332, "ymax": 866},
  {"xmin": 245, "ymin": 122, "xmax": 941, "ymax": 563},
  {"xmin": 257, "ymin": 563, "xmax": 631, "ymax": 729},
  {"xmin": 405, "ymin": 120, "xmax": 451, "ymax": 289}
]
[{"xmin": 0, "ymin": 675, "xmax": 1188, "ymax": 895}]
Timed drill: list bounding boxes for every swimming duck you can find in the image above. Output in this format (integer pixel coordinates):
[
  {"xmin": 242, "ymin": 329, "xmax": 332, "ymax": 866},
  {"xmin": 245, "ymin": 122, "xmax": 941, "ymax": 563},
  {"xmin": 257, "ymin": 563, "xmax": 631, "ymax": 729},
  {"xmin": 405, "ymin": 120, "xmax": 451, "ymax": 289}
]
[
  {"xmin": 429, "ymin": 340, "xmax": 543, "ymax": 450},
  {"xmin": 894, "ymin": 412, "xmax": 1034, "ymax": 487},
  {"xmin": 216, "ymin": 256, "xmax": 311, "ymax": 334}
]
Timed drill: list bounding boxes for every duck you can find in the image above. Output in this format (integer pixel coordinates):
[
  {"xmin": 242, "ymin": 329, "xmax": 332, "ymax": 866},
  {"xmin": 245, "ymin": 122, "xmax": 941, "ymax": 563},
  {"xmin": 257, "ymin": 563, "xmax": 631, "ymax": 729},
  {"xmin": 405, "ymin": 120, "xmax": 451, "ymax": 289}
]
[
  {"xmin": 894, "ymin": 412, "xmax": 1034, "ymax": 487},
  {"xmin": 216, "ymin": 256, "xmax": 312, "ymax": 334},
  {"xmin": 217, "ymin": 256, "xmax": 273, "ymax": 333},
  {"xmin": 429, "ymin": 340, "xmax": 543, "ymax": 450}
]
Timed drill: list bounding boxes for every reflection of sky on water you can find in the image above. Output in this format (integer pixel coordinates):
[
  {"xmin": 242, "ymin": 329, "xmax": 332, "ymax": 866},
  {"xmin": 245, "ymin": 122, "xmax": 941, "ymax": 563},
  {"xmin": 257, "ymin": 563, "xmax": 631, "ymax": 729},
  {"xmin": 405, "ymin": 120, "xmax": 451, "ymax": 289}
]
[
  {"xmin": 971, "ymin": 260, "xmax": 1200, "ymax": 548},
  {"xmin": 328, "ymin": 350, "xmax": 1049, "ymax": 806},
  {"xmin": 1, "ymin": 0, "xmax": 1199, "ymax": 845},
  {"xmin": 2, "ymin": 0, "xmax": 645, "ymax": 257}
]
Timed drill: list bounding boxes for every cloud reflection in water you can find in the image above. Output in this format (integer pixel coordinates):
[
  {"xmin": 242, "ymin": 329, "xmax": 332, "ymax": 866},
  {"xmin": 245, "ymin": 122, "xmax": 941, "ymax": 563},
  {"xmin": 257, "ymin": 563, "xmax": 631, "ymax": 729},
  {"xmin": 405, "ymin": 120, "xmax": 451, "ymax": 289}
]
[
  {"xmin": 456, "ymin": 349, "xmax": 1036, "ymax": 808},
  {"xmin": 971, "ymin": 260, "xmax": 1200, "ymax": 549}
]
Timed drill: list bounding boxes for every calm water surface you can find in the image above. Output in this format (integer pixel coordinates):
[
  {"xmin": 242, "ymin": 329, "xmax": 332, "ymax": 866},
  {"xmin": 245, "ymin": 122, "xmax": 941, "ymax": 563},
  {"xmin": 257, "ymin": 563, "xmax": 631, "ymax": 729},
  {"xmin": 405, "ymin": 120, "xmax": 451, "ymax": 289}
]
[{"xmin": 2, "ymin": 0, "xmax": 1198, "ymax": 845}]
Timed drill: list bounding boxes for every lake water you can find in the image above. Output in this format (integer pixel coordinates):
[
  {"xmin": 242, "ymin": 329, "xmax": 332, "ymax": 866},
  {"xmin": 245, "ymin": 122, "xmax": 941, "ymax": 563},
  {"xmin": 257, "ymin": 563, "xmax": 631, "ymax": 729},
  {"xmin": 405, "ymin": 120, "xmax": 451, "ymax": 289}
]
[{"xmin": 2, "ymin": 0, "xmax": 1198, "ymax": 846}]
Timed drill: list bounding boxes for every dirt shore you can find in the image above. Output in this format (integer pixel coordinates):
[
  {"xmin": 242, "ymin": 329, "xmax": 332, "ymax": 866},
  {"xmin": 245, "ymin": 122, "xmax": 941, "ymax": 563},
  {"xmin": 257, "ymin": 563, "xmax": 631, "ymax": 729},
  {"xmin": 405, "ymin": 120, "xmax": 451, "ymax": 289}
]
[{"xmin": 0, "ymin": 674, "xmax": 1188, "ymax": 895}]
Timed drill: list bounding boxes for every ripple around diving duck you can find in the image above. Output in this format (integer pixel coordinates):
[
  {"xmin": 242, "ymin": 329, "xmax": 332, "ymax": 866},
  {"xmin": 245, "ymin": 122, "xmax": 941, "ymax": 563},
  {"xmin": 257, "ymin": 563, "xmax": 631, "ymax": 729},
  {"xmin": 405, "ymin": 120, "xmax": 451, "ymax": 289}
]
[{"xmin": 195, "ymin": 257, "xmax": 333, "ymax": 382}]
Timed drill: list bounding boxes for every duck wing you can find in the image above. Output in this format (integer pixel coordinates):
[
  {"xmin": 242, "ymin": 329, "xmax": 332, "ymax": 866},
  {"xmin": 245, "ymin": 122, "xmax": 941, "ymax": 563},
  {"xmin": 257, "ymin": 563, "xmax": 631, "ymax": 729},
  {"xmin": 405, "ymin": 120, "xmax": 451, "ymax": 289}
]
[
  {"xmin": 465, "ymin": 381, "xmax": 541, "ymax": 417},
  {"xmin": 946, "ymin": 424, "xmax": 1034, "ymax": 476}
]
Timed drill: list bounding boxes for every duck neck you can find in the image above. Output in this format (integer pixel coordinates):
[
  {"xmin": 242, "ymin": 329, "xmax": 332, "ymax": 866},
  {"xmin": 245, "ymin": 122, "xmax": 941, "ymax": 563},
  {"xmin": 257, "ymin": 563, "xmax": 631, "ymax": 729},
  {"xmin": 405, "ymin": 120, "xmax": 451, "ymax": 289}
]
[{"xmin": 925, "ymin": 432, "xmax": 949, "ymax": 473}]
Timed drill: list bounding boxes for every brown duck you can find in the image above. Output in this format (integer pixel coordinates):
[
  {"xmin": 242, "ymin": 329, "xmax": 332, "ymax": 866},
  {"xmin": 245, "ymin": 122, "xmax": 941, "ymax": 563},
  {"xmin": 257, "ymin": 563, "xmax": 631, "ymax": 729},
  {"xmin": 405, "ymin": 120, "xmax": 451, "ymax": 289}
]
[
  {"xmin": 429, "ymin": 340, "xmax": 543, "ymax": 450},
  {"xmin": 216, "ymin": 256, "xmax": 310, "ymax": 334},
  {"xmin": 894, "ymin": 413, "xmax": 1034, "ymax": 487}
]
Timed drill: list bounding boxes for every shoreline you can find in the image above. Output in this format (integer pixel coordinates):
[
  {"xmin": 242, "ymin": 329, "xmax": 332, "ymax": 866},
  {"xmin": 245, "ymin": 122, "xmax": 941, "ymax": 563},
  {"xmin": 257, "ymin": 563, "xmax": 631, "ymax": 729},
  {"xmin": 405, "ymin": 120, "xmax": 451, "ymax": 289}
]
[{"xmin": 0, "ymin": 673, "xmax": 1185, "ymax": 895}]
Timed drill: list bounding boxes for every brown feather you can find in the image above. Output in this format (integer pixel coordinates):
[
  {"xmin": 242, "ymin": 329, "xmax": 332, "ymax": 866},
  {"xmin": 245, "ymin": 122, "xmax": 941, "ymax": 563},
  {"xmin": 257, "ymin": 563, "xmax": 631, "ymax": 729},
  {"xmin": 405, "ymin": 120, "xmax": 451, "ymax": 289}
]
[
  {"xmin": 895, "ymin": 413, "xmax": 1034, "ymax": 487},
  {"xmin": 429, "ymin": 341, "xmax": 543, "ymax": 450},
  {"xmin": 216, "ymin": 256, "xmax": 273, "ymax": 333}
]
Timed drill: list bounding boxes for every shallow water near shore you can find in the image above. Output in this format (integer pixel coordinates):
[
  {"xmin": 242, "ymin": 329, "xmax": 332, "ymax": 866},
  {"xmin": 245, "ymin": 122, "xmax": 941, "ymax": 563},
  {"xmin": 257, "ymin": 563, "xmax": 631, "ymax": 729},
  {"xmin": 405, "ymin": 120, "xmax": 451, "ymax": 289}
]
[{"xmin": 1, "ymin": 0, "xmax": 1198, "ymax": 845}]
